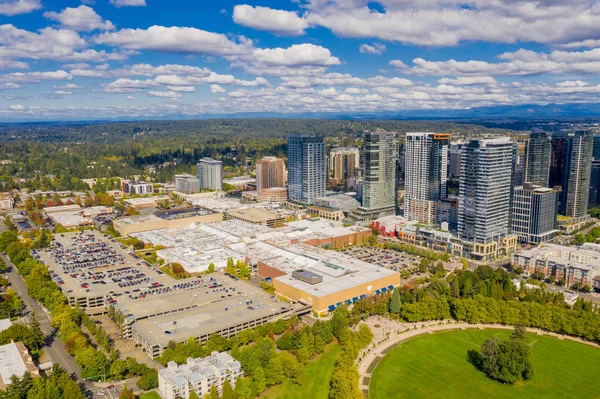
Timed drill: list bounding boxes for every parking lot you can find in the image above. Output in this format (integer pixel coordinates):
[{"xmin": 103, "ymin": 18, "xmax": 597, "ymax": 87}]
[
  {"xmin": 33, "ymin": 230, "xmax": 174, "ymax": 309},
  {"xmin": 340, "ymin": 246, "xmax": 421, "ymax": 272}
]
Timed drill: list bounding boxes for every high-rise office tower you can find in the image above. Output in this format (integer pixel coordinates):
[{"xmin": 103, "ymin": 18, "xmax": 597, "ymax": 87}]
[
  {"xmin": 448, "ymin": 144, "xmax": 462, "ymax": 178},
  {"xmin": 404, "ymin": 132, "xmax": 451, "ymax": 222},
  {"xmin": 287, "ymin": 135, "xmax": 326, "ymax": 205},
  {"xmin": 329, "ymin": 147, "xmax": 360, "ymax": 184},
  {"xmin": 590, "ymin": 161, "xmax": 600, "ymax": 207},
  {"xmin": 196, "ymin": 158, "xmax": 223, "ymax": 191},
  {"xmin": 524, "ymin": 131, "xmax": 551, "ymax": 187},
  {"xmin": 550, "ymin": 131, "xmax": 593, "ymax": 217},
  {"xmin": 360, "ymin": 130, "xmax": 399, "ymax": 215},
  {"xmin": 565, "ymin": 131, "xmax": 593, "ymax": 217},
  {"xmin": 593, "ymin": 135, "xmax": 600, "ymax": 161},
  {"xmin": 256, "ymin": 156, "xmax": 287, "ymax": 203},
  {"xmin": 458, "ymin": 138, "xmax": 515, "ymax": 244},
  {"xmin": 511, "ymin": 183, "xmax": 558, "ymax": 244}
]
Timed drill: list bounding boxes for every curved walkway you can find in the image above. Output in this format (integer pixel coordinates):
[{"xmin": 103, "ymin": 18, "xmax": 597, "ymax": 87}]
[{"xmin": 357, "ymin": 319, "xmax": 600, "ymax": 396}]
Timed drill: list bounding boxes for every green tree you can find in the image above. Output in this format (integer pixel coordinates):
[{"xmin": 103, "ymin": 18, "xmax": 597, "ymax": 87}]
[
  {"xmin": 188, "ymin": 391, "xmax": 200, "ymax": 399},
  {"xmin": 207, "ymin": 263, "xmax": 215, "ymax": 274},
  {"xmin": 222, "ymin": 379, "xmax": 236, "ymax": 399},
  {"xmin": 253, "ymin": 365, "xmax": 266, "ymax": 393},
  {"xmin": 28, "ymin": 312, "xmax": 45, "ymax": 350},
  {"xmin": 234, "ymin": 377, "xmax": 253, "ymax": 399},
  {"xmin": 389, "ymin": 288, "xmax": 402, "ymax": 314},
  {"xmin": 209, "ymin": 385, "xmax": 219, "ymax": 399},
  {"xmin": 118, "ymin": 387, "xmax": 135, "ymax": 399}
]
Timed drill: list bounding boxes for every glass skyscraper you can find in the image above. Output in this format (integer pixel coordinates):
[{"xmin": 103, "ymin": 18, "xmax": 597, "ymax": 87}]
[
  {"xmin": 458, "ymin": 137, "xmax": 515, "ymax": 244},
  {"xmin": 287, "ymin": 135, "xmax": 326, "ymax": 205},
  {"xmin": 524, "ymin": 130, "xmax": 551, "ymax": 187},
  {"xmin": 360, "ymin": 130, "xmax": 399, "ymax": 213}
]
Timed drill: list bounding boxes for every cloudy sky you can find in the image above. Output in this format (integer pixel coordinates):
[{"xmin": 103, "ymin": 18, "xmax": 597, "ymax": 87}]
[{"xmin": 2, "ymin": 0, "xmax": 600, "ymax": 120}]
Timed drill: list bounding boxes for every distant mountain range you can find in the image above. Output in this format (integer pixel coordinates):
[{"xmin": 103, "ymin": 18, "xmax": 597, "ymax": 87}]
[{"xmin": 4, "ymin": 103, "xmax": 600, "ymax": 123}]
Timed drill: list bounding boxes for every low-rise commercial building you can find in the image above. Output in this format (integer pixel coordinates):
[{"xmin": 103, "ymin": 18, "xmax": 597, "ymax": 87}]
[
  {"xmin": 224, "ymin": 207, "xmax": 287, "ymax": 228},
  {"xmin": 114, "ymin": 208, "xmax": 222, "ymax": 235},
  {"xmin": 175, "ymin": 174, "xmax": 200, "ymax": 194},
  {"xmin": 159, "ymin": 352, "xmax": 242, "ymax": 399},
  {"xmin": 0, "ymin": 342, "xmax": 39, "ymax": 390},
  {"xmin": 512, "ymin": 243, "xmax": 600, "ymax": 288},
  {"xmin": 255, "ymin": 242, "xmax": 400, "ymax": 315},
  {"xmin": 122, "ymin": 180, "xmax": 153, "ymax": 195}
]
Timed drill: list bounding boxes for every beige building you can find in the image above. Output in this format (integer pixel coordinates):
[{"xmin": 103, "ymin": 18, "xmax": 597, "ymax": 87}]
[
  {"xmin": 256, "ymin": 157, "xmax": 286, "ymax": 202},
  {"xmin": 0, "ymin": 342, "xmax": 39, "ymax": 390},
  {"xmin": 329, "ymin": 147, "xmax": 360, "ymax": 184},
  {"xmin": 0, "ymin": 193, "xmax": 13, "ymax": 210},
  {"xmin": 114, "ymin": 208, "xmax": 222, "ymax": 235},
  {"xmin": 256, "ymin": 243, "xmax": 400, "ymax": 314},
  {"xmin": 224, "ymin": 207, "xmax": 286, "ymax": 228},
  {"xmin": 257, "ymin": 187, "xmax": 288, "ymax": 203}
]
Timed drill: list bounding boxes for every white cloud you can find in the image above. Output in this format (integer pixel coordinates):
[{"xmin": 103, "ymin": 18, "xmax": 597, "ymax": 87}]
[
  {"xmin": 359, "ymin": 43, "xmax": 386, "ymax": 55},
  {"xmin": 0, "ymin": 83, "xmax": 21, "ymax": 90},
  {"xmin": 44, "ymin": 6, "xmax": 115, "ymax": 32},
  {"xmin": 126, "ymin": 95, "xmax": 134, "ymax": 100},
  {"xmin": 52, "ymin": 83, "xmax": 83, "ymax": 90},
  {"xmin": 297, "ymin": 0, "xmax": 600, "ymax": 47},
  {"xmin": 110, "ymin": 0, "xmax": 146, "ymax": 7},
  {"xmin": 210, "ymin": 84, "xmax": 226, "ymax": 93},
  {"xmin": 166, "ymin": 85, "xmax": 196, "ymax": 93},
  {"xmin": 233, "ymin": 5, "xmax": 309, "ymax": 36},
  {"xmin": 9, "ymin": 104, "xmax": 25, "ymax": 110},
  {"xmin": 438, "ymin": 76, "xmax": 497, "ymax": 85},
  {"xmin": 115, "ymin": 63, "xmax": 211, "ymax": 77},
  {"xmin": 102, "ymin": 78, "xmax": 158, "ymax": 93},
  {"xmin": 147, "ymin": 90, "xmax": 181, "ymax": 98},
  {"xmin": 94, "ymin": 26, "xmax": 253, "ymax": 56},
  {"xmin": 0, "ymin": 59, "xmax": 28, "ymax": 70},
  {"xmin": 0, "ymin": 24, "xmax": 127, "ymax": 63},
  {"xmin": 251, "ymin": 44, "xmax": 340, "ymax": 67},
  {"xmin": 53, "ymin": 90, "xmax": 73, "ymax": 95},
  {"xmin": 0, "ymin": 0, "xmax": 41, "ymax": 16},
  {"xmin": 0, "ymin": 70, "xmax": 72, "ymax": 84}
]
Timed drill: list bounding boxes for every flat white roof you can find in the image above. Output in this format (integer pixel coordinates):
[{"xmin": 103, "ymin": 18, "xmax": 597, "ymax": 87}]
[{"xmin": 0, "ymin": 343, "xmax": 28, "ymax": 386}]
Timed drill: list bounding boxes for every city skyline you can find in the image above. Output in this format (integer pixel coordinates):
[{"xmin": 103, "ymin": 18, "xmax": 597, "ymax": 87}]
[{"xmin": 4, "ymin": 1, "xmax": 600, "ymax": 120}]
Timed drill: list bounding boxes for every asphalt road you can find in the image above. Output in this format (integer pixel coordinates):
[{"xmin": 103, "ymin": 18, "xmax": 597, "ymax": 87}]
[{"xmin": 0, "ymin": 254, "xmax": 97, "ymax": 392}]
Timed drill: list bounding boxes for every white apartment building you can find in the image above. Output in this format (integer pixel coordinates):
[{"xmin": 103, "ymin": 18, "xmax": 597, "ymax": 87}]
[
  {"xmin": 175, "ymin": 174, "xmax": 200, "ymax": 194},
  {"xmin": 196, "ymin": 158, "xmax": 223, "ymax": 191},
  {"xmin": 158, "ymin": 352, "xmax": 243, "ymax": 399}
]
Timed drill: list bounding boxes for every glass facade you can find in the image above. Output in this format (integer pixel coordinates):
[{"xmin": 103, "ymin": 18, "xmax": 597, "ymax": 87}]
[{"xmin": 287, "ymin": 135, "xmax": 326, "ymax": 204}]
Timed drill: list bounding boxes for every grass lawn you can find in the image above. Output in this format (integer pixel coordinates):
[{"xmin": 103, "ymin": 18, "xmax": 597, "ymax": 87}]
[
  {"xmin": 369, "ymin": 329, "xmax": 600, "ymax": 399},
  {"xmin": 139, "ymin": 391, "xmax": 162, "ymax": 399},
  {"xmin": 261, "ymin": 344, "xmax": 342, "ymax": 399}
]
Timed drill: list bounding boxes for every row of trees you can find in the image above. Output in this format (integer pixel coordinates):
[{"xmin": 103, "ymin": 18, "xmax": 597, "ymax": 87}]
[
  {"xmin": 352, "ymin": 265, "xmax": 600, "ymax": 345},
  {"xmin": 225, "ymin": 258, "xmax": 251, "ymax": 280},
  {"xmin": 384, "ymin": 242, "xmax": 450, "ymax": 262},
  {"xmin": 0, "ymin": 365, "xmax": 85, "ymax": 399}
]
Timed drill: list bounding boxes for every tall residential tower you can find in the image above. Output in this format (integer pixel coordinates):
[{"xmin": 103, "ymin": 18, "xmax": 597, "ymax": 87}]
[
  {"xmin": 404, "ymin": 132, "xmax": 451, "ymax": 222},
  {"xmin": 329, "ymin": 147, "xmax": 360, "ymax": 184},
  {"xmin": 458, "ymin": 138, "xmax": 516, "ymax": 257},
  {"xmin": 358, "ymin": 130, "xmax": 399, "ymax": 217},
  {"xmin": 287, "ymin": 135, "xmax": 326, "ymax": 205},
  {"xmin": 196, "ymin": 158, "xmax": 223, "ymax": 191}
]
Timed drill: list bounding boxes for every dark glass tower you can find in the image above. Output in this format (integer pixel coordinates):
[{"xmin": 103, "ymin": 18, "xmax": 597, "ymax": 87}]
[
  {"xmin": 287, "ymin": 135, "xmax": 326, "ymax": 205},
  {"xmin": 524, "ymin": 131, "xmax": 551, "ymax": 187}
]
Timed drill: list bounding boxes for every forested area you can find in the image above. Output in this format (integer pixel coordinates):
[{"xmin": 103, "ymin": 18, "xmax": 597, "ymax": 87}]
[
  {"xmin": 0, "ymin": 119, "xmax": 507, "ymax": 192},
  {"xmin": 0, "ymin": 364, "xmax": 85, "ymax": 399}
]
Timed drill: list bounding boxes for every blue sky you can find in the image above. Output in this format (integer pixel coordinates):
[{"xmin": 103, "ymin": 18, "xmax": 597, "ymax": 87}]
[{"xmin": 1, "ymin": 0, "xmax": 600, "ymax": 120}]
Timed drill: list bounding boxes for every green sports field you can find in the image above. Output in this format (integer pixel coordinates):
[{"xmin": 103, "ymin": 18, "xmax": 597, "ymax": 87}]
[
  {"xmin": 369, "ymin": 329, "xmax": 600, "ymax": 399},
  {"xmin": 262, "ymin": 344, "xmax": 342, "ymax": 399}
]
